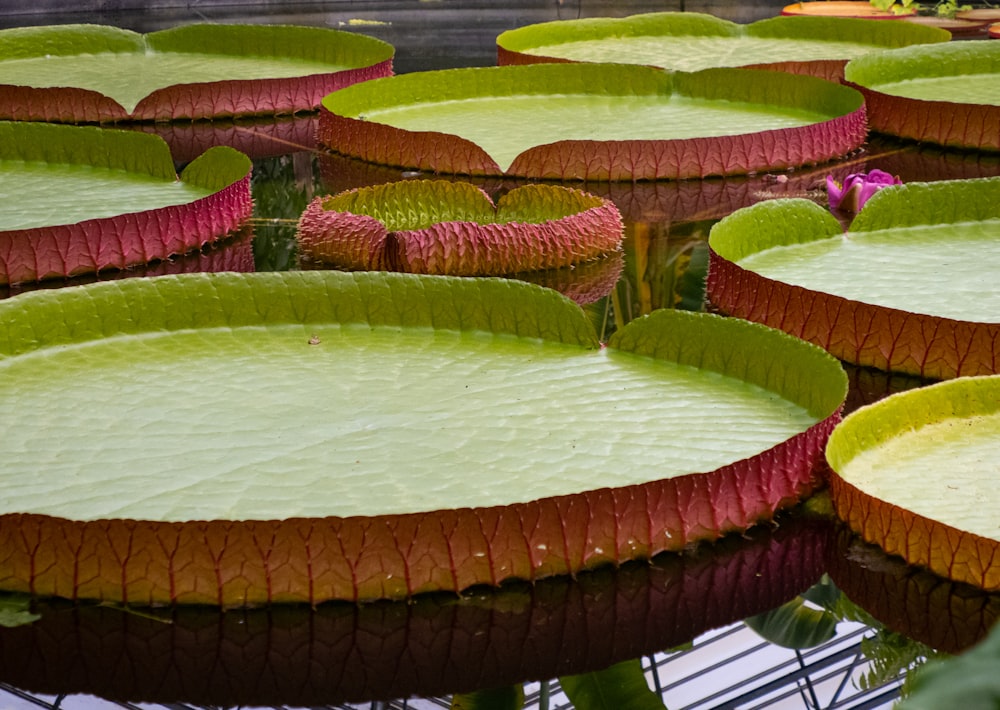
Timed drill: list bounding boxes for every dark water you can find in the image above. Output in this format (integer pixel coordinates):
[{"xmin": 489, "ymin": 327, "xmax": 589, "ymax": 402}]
[{"xmin": 2, "ymin": 2, "xmax": 1000, "ymax": 708}]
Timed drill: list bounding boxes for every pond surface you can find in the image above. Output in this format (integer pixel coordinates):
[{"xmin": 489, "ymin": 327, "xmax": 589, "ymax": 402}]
[{"xmin": 2, "ymin": 1, "xmax": 1000, "ymax": 708}]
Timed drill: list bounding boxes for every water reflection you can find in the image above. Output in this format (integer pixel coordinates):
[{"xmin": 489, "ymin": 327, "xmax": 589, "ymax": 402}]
[{"xmin": 0, "ymin": 511, "xmax": 827, "ymax": 706}]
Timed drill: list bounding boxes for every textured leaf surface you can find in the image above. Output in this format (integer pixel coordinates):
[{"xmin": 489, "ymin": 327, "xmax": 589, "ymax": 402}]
[
  {"xmin": 0, "ymin": 121, "xmax": 252, "ymax": 284},
  {"xmin": 707, "ymin": 179, "xmax": 1000, "ymax": 378},
  {"xmin": 845, "ymin": 42, "xmax": 1000, "ymax": 150},
  {"xmin": 0, "ymin": 517, "xmax": 828, "ymax": 703},
  {"xmin": 827, "ymin": 375, "xmax": 1000, "ymax": 591},
  {"xmin": 296, "ymin": 180, "xmax": 624, "ymax": 274},
  {"xmin": 498, "ymin": 12, "xmax": 946, "ymax": 80},
  {"xmin": 0, "ymin": 272, "xmax": 844, "ymax": 604},
  {"xmin": 0, "ymin": 23, "xmax": 394, "ymax": 121},
  {"xmin": 318, "ymin": 63, "xmax": 866, "ymax": 180}
]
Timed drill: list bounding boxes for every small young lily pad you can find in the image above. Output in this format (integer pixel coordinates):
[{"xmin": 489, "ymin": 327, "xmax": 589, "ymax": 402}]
[
  {"xmin": 707, "ymin": 177, "xmax": 1000, "ymax": 379},
  {"xmin": 497, "ymin": 12, "xmax": 947, "ymax": 82},
  {"xmin": 0, "ymin": 271, "xmax": 846, "ymax": 606},
  {"xmin": 827, "ymin": 375, "xmax": 1000, "ymax": 592},
  {"xmin": 296, "ymin": 180, "xmax": 624, "ymax": 275},
  {"xmin": 0, "ymin": 121, "xmax": 252, "ymax": 285},
  {"xmin": 0, "ymin": 23, "xmax": 394, "ymax": 123},
  {"xmin": 317, "ymin": 62, "xmax": 867, "ymax": 181},
  {"xmin": 845, "ymin": 42, "xmax": 1000, "ymax": 151}
]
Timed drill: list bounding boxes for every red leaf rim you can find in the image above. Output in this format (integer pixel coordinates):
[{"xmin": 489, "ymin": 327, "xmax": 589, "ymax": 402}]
[
  {"xmin": 316, "ymin": 65, "xmax": 868, "ymax": 181},
  {"xmin": 827, "ymin": 375, "xmax": 1000, "ymax": 592},
  {"xmin": 0, "ymin": 415, "xmax": 836, "ymax": 607},
  {"xmin": 0, "ymin": 22, "xmax": 394, "ymax": 123},
  {"xmin": 826, "ymin": 524, "xmax": 1000, "ymax": 655},
  {"xmin": 850, "ymin": 84, "xmax": 1000, "ymax": 152},
  {"xmin": 706, "ymin": 249, "xmax": 1000, "ymax": 380},
  {"xmin": 295, "ymin": 181, "xmax": 625, "ymax": 275},
  {"xmin": 0, "ymin": 515, "xmax": 828, "ymax": 705},
  {"xmin": 0, "ymin": 173, "xmax": 252, "ymax": 286}
]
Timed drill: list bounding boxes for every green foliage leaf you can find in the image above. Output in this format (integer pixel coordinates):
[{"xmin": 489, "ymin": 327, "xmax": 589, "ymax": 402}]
[
  {"xmin": 0, "ymin": 593, "xmax": 40, "ymax": 628},
  {"xmin": 560, "ymin": 660, "xmax": 667, "ymax": 710},
  {"xmin": 745, "ymin": 597, "xmax": 838, "ymax": 650},
  {"xmin": 897, "ymin": 622, "xmax": 1000, "ymax": 709},
  {"xmin": 451, "ymin": 686, "xmax": 525, "ymax": 710}
]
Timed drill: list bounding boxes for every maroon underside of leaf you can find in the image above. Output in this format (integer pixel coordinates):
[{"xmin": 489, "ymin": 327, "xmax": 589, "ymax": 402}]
[
  {"xmin": 0, "ymin": 176, "xmax": 252, "ymax": 285},
  {"xmin": 825, "ymin": 523, "xmax": 1000, "ymax": 655},
  {"xmin": 0, "ymin": 515, "xmax": 827, "ymax": 705},
  {"xmin": 138, "ymin": 115, "xmax": 319, "ymax": 163},
  {"xmin": 317, "ymin": 105, "xmax": 868, "ymax": 180},
  {"xmin": 318, "ymin": 109, "xmax": 504, "ymax": 175},
  {"xmin": 1, "ymin": 61, "xmax": 391, "ymax": 123},
  {"xmin": 743, "ymin": 58, "xmax": 848, "ymax": 83},
  {"xmin": 0, "ymin": 84, "xmax": 131, "ymax": 123},
  {"xmin": 496, "ymin": 46, "xmax": 576, "ymax": 66},
  {"xmin": 828, "ymin": 472, "xmax": 1000, "ymax": 592},
  {"xmin": 297, "ymin": 196, "xmax": 623, "ymax": 276},
  {"xmin": 0, "ymin": 414, "xmax": 837, "ymax": 606},
  {"xmin": 852, "ymin": 84, "xmax": 1000, "ymax": 151},
  {"xmin": 707, "ymin": 250, "xmax": 1000, "ymax": 379}
]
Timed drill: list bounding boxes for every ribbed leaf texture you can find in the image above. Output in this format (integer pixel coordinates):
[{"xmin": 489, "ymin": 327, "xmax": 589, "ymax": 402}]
[
  {"xmin": 0, "ymin": 122, "xmax": 252, "ymax": 284},
  {"xmin": 296, "ymin": 180, "xmax": 624, "ymax": 275}
]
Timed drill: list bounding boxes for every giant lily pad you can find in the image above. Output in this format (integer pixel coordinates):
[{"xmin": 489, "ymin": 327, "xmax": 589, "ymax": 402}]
[
  {"xmin": 296, "ymin": 180, "xmax": 624, "ymax": 274},
  {"xmin": 826, "ymin": 375, "xmax": 1000, "ymax": 592},
  {"xmin": 707, "ymin": 177, "xmax": 1000, "ymax": 379},
  {"xmin": 0, "ymin": 23, "xmax": 394, "ymax": 123},
  {"xmin": 844, "ymin": 42, "xmax": 1000, "ymax": 152},
  {"xmin": 0, "ymin": 271, "xmax": 846, "ymax": 606},
  {"xmin": 497, "ymin": 12, "xmax": 947, "ymax": 82},
  {"xmin": 316, "ymin": 62, "xmax": 867, "ymax": 181},
  {"xmin": 0, "ymin": 121, "xmax": 252, "ymax": 285}
]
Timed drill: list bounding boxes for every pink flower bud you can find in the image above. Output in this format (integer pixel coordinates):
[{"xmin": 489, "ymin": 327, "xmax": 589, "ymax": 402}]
[{"xmin": 827, "ymin": 169, "xmax": 902, "ymax": 212}]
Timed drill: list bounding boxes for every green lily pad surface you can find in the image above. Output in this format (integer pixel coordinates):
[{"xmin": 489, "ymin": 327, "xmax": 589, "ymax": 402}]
[
  {"xmin": 317, "ymin": 62, "xmax": 867, "ymax": 180},
  {"xmin": 844, "ymin": 42, "xmax": 1000, "ymax": 151},
  {"xmin": 0, "ymin": 23, "xmax": 394, "ymax": 122},
  {"xmin": 707, "ymin": 178, "xmax": 1000, "ymax": 379},
  {"xmin": 827, "ymin": 375, "xmax": 1000, "ymax": 591},
  {"xmin": 497, "ymin": 12, "xmax": 947, "ymax": 81},
  {"xmin": 296, "ymin": 180, "xmax": 624, "ymax": 274},
  {"xmin": 0, "ymin": 121, "xmax": 252, "ymax": 284},
  {"xmin": 0, "ymin": 271, "xmax": 845, "ymax": 605}
]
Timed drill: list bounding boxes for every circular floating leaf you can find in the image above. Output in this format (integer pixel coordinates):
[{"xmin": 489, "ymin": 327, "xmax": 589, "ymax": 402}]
[
  {"xmin": 827, "ymin": 375, "xmax": 1000, "ymax": 592},
  {"xmin": 317, "ymin": 62, "xmax": 867, "ymax": 181},
  {"xmin": 0, "ymin": 271, "xmax": 845, "ymax": 605},
  {"xmin": 0, "ymin": 23, "xmax": 394, "ymax": 123},
  {"xmin": 0, "ymin": 121, "xmax": 252, "ymax": 285},
  {"xmin": 497, "ymin": 12, "xmax": 946, "ymax": 82},
  {"xmin": 707, "ymin": 177, "xmax": 1000, "ymax": 379},
  {"xmin": 296, "ymin": 180, "xmax": 624, "ymax": 275},
  {"xmin": 845, "ymin": 42, "xmax": 1000, "ymax": 151}
]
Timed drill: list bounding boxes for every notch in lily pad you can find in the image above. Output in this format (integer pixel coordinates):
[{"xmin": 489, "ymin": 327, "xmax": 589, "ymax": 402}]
[
  {"xmin": 295, "ymin": 180, "xmax": 624, "ymax": 275},
  {"xmin": 707, "ymin": 177, "xmax": 1000, "ymax": 379},
  {"xmin": 0, "ymin": 271, "xmax": 846, "ymax": 606},
  {"xmin": 317, "ymin": 62, "xmax": 867, "ymax": 181}
]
